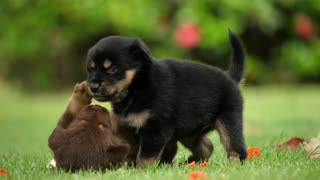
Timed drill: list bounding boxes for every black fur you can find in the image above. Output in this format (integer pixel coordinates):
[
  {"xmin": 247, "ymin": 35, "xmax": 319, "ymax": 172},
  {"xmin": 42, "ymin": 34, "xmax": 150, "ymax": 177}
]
[
  {"xmin": 228, "ymin": 30, "xmax": 245, "ymax": 83},
  {"xmin": 86, "ymin": 30, "xmax": 247, "ymax": 165}
]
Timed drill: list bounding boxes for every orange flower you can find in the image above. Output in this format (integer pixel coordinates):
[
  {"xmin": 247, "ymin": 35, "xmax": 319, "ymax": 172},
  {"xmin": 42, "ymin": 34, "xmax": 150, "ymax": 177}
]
[
  {"xmin": 247, "ymin": 147, "xmax": 261, "ymax": 159},
  {"xmin": 187, "ymin": 171, "xmax": 207, "ymax": 180},
  {"xmin": 0, "ymin": 168, "xmax": 11, "ymax": 177},
  {"xmin": 200, "ymin": 161, "xmax": 208, "ymax": 168},
  {"xmin": 188, "ymin": 161, "xmax": 196, "ymax": 168}
]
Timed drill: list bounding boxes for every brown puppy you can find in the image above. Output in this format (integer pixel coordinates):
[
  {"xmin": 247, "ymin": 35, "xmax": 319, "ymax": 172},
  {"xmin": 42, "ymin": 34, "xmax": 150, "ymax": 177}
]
[{"xmin": 48, "ymin": 82, "xmax": 131, "ymax": 172}]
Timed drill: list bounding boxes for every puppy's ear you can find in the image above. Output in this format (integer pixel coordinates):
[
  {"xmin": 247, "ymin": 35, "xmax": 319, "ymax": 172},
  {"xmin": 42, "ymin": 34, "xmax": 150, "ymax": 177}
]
[
  {"xmin": 130, "ymin": 38, "xmax": 152, "ymax": 62},
  {"xmin": 105, "ymin": 143, "xmax": 130, "ymax": 163}
]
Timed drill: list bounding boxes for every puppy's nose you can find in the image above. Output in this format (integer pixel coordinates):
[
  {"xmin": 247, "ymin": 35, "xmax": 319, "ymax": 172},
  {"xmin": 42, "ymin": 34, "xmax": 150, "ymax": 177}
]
[{"xmin": 90, "ymin": 82, "xmax": 100, "ymax": 93}]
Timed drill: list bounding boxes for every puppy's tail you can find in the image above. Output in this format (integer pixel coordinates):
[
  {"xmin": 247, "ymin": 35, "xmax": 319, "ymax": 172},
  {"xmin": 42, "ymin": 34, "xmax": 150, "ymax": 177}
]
[{"xmin": 227, "ymin": 30, "xmax": 245, "ymax": 83}]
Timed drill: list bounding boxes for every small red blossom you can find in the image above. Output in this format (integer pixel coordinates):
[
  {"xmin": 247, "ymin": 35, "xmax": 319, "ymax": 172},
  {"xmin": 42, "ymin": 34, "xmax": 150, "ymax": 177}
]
[
  {"xmin": 174, "ymin": 23, "xmax": 201, "ymax": 49},
  {"xmin": 0, "ymin": 168, "xmax": 11, "ymax": 177},
  {"xmin": 199, "ymin": 161, "xmax": 208, "ymax": 168},
  {"xmin": 188, "ymin": 161, "xmax": 196, "ymax": 168},
  {"xmin": 187, "ymin": 171, "xmax": 207, "ymax": 180},
  {"xmin": 247, "ymin": 147, "xmax": 261, "ymax": 159},
  {"xmin": 294, "ymin": 15, "xmax": 316, "ymax": 40}
]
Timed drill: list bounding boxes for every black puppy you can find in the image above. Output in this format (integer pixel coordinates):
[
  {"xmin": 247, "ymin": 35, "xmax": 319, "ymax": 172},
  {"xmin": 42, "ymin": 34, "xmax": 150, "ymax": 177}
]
[{"xmin": 86, "ymin": 30, "xmax": 247, "ymax": 167}]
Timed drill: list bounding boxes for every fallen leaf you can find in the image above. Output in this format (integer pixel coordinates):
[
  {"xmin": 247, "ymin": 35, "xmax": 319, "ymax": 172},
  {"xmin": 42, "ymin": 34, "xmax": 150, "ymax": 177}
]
[
  {"xmin": 0, "ymin": 168, "xmax": 11, "ymax": 177},
  {"xmin": 274, "ymin": 136, "xmax": 306, "ymax": 151},
  {"xmin": 200, "ymin": 161, "xmax": 208, "ymax": 168},
  {"xmin": 247, "ymin": 147, "xmax": 261, "ymax": 159},
  {"xmin": 303, "ymin": 136, "xmax": 320, "ymax": 159},
  {"xmin": 187, "ymin": 171, "xmax": 207, "ymax": 180}
]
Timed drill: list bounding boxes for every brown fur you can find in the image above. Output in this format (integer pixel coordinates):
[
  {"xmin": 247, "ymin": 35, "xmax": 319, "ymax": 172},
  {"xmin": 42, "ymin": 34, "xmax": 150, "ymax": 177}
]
[{"xmin": 48, "ymin": 82, "xmax": 134, "ymax": 172}]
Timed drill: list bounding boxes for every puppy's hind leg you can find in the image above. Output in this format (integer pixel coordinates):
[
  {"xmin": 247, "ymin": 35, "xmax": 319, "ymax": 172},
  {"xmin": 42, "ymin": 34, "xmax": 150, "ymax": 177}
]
[
  {"xmin": 180, "ymin": 135, "xmax": 214, "ymax": 163},
  {"xmin": 216, "ymin": 109, "xmax": 247, "ymax": 161}
]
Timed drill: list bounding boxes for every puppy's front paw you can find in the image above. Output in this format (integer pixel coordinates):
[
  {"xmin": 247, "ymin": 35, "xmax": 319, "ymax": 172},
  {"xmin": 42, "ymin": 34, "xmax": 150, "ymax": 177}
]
[
  {"xmin": 72, "ymin": 81, "xmax": 92, "ymax": 103},
  {"xmin": 69, "ymin": 81, "xmax": 92, "ymax": 113}
]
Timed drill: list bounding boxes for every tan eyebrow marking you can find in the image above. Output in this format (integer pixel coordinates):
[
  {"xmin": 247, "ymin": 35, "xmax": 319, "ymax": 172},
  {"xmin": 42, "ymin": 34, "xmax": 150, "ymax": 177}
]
[
  {"xmin": 103, "ymin": 59, "xmax": 112, "ymax": 69},
  {"xmin": 89, "ymin": 60, "xmax": 95, "ymax": 68}
]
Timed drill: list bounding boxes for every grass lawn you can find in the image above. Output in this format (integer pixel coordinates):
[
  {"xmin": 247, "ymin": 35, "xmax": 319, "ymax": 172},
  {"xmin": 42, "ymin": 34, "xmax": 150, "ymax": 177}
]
[{"xmin": 0, "ymin": 84, "xmax": 320, "ymax": 179}]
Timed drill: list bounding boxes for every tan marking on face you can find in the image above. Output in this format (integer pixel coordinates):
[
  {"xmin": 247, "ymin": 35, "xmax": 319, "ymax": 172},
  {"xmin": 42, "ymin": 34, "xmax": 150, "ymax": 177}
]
[
  {"xmin": 89, "ymin": 60, "xmax": 95, "ymax": 69},
  {"xmin": 114, "ymin": 69, "xmax": 136, "ymax": 93},
  {"xmin": 103, "ymin": 58, "xmax": 112, "ymax": 69},
  {"xmin": 100, "ymin": 81, "xmax": 116, "ymax": 94},
  {"xmin": 100, "ymin": 69, "xmax": 137, "ymax": 99}
]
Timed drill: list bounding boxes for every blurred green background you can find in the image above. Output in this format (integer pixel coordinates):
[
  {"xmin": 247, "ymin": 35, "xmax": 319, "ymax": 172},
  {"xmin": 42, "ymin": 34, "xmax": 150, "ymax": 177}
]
[{"xmin": 0, "ymin": 0, "xmax": 319, "ymax": 91}]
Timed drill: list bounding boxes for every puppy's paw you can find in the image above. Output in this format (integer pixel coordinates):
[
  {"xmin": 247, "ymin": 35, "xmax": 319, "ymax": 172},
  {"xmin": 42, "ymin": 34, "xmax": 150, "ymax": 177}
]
[
  {"xmin": 72, "ymin": 81, "xmax": 92, "ymax": 102},
  {"xmin": 69, "ymin": 81, "xmax": 92, "ymax": 113}
]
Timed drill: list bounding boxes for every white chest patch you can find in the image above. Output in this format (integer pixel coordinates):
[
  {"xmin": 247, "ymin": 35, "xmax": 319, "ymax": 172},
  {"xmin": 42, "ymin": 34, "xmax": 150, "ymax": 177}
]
[
  {"xmin": 117, "ymin": 110, "xmax": 151, "ymax": 128},
  {"xmin": 121, "ymin": 110, "xmax": 151, "ymax": 128}
]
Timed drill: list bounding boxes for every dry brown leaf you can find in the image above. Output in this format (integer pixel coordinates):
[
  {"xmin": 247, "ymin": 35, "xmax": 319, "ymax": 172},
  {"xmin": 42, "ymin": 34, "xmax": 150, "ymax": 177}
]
[
  {"xmin": 274, "ymin": 136, "xmax": 306, "ymax": 151},
  {"xmin": 303, "ymin": 135, "xmax": 320, "ymax": 159}
]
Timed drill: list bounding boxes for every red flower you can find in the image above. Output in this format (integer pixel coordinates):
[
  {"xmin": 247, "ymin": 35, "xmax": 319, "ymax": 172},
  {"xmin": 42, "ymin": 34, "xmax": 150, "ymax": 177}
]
[
  {"xmin": 174, "ymin": 23, "xmax": 201, "ymax": 49},
  {"xmin": 188, "ymin": 161, "xmax": 196, "ymax": 168},
  {"xmin": 187, "ymin": 171, "xmax": 207, "ymax": 180},
  {"xmin": 294, "ymin": 15, "xmax": 316, "ymax": 40},
  {"xmin": 200, "ymin": 161, "xmax": 208, "ymax": 168},
  {"xmin": 0, "ymin": 168, "xmax": 11, "ymax": 177},
  {"xmin": 247, "ymin": 147, "xmax": 261, "ymax": 159}
]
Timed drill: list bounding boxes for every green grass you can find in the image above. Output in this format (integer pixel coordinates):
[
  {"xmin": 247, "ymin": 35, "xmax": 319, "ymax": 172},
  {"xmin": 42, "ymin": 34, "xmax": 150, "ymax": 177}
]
[{"xmin": 1, "ymin": 84, "xmax": 320, "ymax": 179}]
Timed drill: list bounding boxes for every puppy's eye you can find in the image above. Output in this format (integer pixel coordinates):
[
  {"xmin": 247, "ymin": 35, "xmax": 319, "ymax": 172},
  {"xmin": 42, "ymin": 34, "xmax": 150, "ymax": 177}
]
[{"xmin": 106, "ymin": 66, "xmax": 118, "ymax": 74}]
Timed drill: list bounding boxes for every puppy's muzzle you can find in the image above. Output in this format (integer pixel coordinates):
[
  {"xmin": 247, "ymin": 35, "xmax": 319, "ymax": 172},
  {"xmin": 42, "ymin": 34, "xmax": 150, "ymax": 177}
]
[
  {"xmin": 88, "ymin": 82, "xmax": 117, "ymax": 102},
  {"xmin": 89, "ymin": 82, "xmax": 100, "ymax": 94}
]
